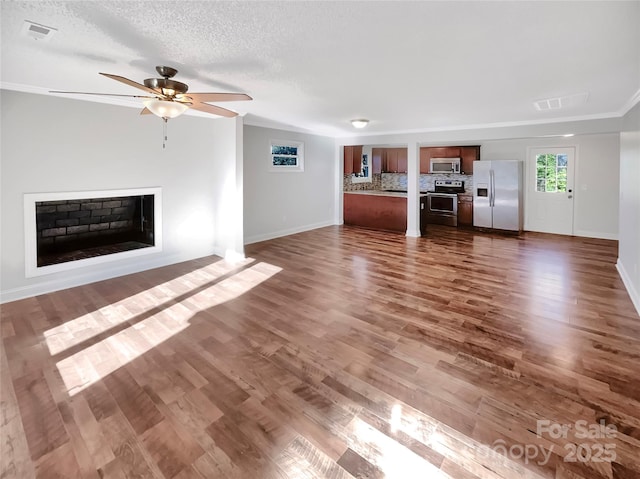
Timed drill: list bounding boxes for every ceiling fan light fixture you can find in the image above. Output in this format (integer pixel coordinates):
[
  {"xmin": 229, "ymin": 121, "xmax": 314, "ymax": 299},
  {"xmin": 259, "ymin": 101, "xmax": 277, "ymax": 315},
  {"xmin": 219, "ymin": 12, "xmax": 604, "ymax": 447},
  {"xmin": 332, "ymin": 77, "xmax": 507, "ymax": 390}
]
[
  {"xmin": 351, "ymin": 119, "xmax": 369, "ymax": 129},
  {"xmin": 143, "ymin": 99, "xmax": 188, "ymax": 119}
]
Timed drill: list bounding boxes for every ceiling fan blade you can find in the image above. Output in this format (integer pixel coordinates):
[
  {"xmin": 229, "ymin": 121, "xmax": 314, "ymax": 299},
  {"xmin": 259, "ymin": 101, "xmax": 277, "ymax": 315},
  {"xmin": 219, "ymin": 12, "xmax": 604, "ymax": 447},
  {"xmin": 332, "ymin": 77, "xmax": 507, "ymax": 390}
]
[
  {"xmin": 178, "ymin": 93, "xmax": 252, "ymax": 103},
  {"xmin": 189, "ymin": 102, "xmax": 238, "ymax": 118},
  {"xmin": 140, "ymin": 107, "xmax": 152, "ymax": 115},
  {"xmin": 49, "ymin": 91, "xmax": 155, "ymax": 99},
  {"xmin": 99, "ymin": 73, "xmax": 161, "ymax": 95}
]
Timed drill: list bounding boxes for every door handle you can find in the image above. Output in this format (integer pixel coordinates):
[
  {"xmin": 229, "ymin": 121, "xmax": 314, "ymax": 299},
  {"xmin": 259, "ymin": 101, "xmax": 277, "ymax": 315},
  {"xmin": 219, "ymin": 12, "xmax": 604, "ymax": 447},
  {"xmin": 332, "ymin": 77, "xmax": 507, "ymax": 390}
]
[
  {"xmin": 568, "ymin": 195, "xmax": 573, "ymax": 199},
  {"xmin": 489, "ymin": 170, "xmax": 495, "ymax": 207}
]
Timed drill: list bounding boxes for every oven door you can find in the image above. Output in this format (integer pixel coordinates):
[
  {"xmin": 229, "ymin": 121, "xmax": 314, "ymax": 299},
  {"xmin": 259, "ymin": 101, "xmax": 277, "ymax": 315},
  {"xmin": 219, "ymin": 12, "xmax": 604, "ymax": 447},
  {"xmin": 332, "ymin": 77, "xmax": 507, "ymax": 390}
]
[{"xmin": 427, "ymin": 193, "xmax": 458, "ymax": 215}]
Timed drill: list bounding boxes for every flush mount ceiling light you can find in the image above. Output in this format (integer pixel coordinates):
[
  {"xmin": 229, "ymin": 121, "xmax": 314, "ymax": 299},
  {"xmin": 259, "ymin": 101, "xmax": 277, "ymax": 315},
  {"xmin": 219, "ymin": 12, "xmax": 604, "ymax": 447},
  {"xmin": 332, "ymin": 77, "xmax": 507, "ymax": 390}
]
[
  {"xmin": 142, "ymin": 98, "xmax": 189, "ymax": 119},
  {"xmin": 351, "ymin": 119, "xmax": 369, "ymax": 128}
]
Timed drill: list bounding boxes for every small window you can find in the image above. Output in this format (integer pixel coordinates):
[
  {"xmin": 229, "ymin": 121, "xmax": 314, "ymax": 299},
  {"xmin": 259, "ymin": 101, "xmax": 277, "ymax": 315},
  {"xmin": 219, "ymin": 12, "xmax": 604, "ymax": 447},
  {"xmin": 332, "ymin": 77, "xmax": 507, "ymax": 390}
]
[
  {"xmin": 536, "ymin": 153, "xmax": 567, "ymax": 193},
  {"xmin": 269, "ymin": 140, "xmax": 304, "ymax": 172},
  {"xmin": 352, "ymin": 153, "xmax": 372, "ymax": 184}
]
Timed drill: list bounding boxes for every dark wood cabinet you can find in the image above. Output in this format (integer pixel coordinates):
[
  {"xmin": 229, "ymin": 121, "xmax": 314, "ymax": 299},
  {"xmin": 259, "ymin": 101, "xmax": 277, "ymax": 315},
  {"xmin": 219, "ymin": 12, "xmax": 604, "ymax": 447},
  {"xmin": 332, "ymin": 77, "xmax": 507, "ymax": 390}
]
[
  {"xmin": 460, "ymin": 146, "xmax": 480, "ymax": 175},
  {"xmin": 419, "ymin": 145, "xmax": 480, "ymax": 174},
  {"xmin": 344, "ymin": 192, "xmax": 428, "ymax": 235},
  {"xmin": 396, "ymin": 148, "xmax": 408, "ymax": 173},
  {"xmin": 419, "ymin": 148, "xmax": 430, "ymax": 174},
  {"xmin": 344, "ymin": 145, "xmax": 363, "ymax": 175},
  {"xmin": 384, "ymin": 149, "xmax": 398, "ymax": 173},
  {"xmin": 457, "ymin": 195, "xmax": 473, "ymax": 226},
  {"xmin": 429, "ymin": 147, "xmax": 461, "ymax": 159},
  {"xmin": 344, "ymin": 146, "xmax": 354, "ymax": 175},
  {"xmin": 372, "ymin": 148, "xmax": 383, "ymax": 174},
  {"xmin": 419, "ymin": 147, "xmax": 461, "ymax": 174},
  {"xmin": 381, "ymin": 148, "xmax": 408, "ymax": 173},
  {"xmin": 344, "ymin": 193, "xmax": 407, "ymax": 233}
]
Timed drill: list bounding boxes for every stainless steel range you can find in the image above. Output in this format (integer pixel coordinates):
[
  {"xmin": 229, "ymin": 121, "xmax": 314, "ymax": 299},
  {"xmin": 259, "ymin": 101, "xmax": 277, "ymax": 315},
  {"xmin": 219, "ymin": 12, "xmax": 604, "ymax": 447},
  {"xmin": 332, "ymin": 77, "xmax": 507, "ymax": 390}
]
[{"xmin": 426, "ymin": 180, "xmax": 465, "ymax": 227}]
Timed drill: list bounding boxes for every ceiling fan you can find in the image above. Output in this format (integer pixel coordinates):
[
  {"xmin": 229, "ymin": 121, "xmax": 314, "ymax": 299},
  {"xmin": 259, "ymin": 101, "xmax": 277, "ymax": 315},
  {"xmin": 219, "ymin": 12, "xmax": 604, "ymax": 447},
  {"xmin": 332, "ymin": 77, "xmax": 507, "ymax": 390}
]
[{"xmin": 50, "ymin": 65, "xmax": 252, "ymax": 120}]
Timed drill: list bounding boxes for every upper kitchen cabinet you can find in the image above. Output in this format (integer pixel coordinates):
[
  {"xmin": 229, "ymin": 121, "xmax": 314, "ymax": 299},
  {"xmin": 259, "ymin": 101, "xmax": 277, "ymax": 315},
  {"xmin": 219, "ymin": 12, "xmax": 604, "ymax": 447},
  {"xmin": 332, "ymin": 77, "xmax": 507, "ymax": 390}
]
[
  {"xmin": 372, "ymin": 148, "xmax": 383, "ymax": 175},
  {"xmin": 460, "ymin": 146, "xmax": 480, "ymax": 174},
  {"xmin": 382, "ymin": 148, "xmax": 408, "ymax": 173},
  {"xmin": 429, "ymin": 147, "xmax": 462, "ymax": 159},
  {"xmin": 397, "ymin": 148, "xmax": 408, "ymax": 173},
  {"xmin": 419, "ymin": 147, "xmax": 462, "ymax": 173},
  {"xmin": 343, "ymin": 145, "xmax": 363, "ymax": 175},
  {"xmin": 419, "ymin": 148, "xmax": 430, "ymax": 174},
  {"xmin": 420, "ymin": 145, "xmax": 480, "ymax": 174}
]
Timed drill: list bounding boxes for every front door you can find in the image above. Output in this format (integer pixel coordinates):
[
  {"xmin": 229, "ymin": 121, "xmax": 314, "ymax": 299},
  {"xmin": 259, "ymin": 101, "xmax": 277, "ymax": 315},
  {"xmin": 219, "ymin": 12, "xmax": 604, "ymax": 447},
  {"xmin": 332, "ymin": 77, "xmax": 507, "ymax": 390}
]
[{"xmin": 525, "ymin": 147, "xmax": 575, "ymax": 235}]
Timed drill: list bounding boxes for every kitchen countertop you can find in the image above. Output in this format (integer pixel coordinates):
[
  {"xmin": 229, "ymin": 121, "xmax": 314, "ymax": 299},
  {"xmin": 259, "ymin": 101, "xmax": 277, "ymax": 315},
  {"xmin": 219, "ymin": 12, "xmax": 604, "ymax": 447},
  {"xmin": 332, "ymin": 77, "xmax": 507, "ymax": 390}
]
[{"xmin": 344, "ymin": 190, "xmax": 429, "ymax": 198}]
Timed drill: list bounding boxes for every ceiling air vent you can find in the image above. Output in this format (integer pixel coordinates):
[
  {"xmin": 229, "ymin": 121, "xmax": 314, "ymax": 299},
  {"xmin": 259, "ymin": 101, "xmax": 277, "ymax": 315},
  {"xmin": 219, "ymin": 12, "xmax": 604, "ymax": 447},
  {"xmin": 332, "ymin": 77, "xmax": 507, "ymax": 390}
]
[
  {"xmin": 534, "ymin": 92, "xmax": 589, "ymax": 111},
  {"xmin": 21, "ymin": 20, "xmax": 58, "ymax": 42}
]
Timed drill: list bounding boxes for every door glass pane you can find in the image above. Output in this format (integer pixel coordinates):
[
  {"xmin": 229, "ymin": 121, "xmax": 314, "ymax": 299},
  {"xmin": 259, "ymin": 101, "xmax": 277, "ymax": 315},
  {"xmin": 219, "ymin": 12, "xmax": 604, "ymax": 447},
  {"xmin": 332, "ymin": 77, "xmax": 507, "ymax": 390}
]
[
  {"xmin": 536, "ymin": 153, "xmax": 567, "ymax": 193},
  {"xmin": 557, "ymin": 154, "xmax": 568, "ymax": 167}
]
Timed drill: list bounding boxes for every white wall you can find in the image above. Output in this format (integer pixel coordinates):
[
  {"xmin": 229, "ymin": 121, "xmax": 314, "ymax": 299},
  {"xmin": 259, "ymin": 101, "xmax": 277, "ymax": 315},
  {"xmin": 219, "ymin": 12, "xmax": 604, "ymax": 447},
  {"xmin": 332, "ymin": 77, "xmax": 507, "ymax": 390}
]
[
  {"xmin": 617, "ymin": 102, "xmax": 640, "ymax": 315},
  {"xmin": 0, "ymin": 90, "xmax": 241, "ymax": 302},
  {"xmin": 211, "ymin": 116, "xmax": 244, "ymax": 258},
  {"xmin": 481, "ymin": 134, "xmax": 620, "ymax": 239},
  {"xmin": 243, "ymin": 125, "xmax": 335, "ymax": 244}
]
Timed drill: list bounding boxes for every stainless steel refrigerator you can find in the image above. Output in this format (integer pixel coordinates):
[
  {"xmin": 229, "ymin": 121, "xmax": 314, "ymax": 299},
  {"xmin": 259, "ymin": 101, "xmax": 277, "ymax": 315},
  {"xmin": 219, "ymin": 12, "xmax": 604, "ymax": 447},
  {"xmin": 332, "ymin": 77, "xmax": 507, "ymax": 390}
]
[{"xmin": 473, "ymin": 160, "xmax": 523, "ymax": 231}]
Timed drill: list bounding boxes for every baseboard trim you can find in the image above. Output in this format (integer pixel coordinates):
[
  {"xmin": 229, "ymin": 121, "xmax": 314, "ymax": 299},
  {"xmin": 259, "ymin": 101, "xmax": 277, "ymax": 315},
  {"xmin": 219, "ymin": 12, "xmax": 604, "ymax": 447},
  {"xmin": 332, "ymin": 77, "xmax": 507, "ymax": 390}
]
[
  {"xmin": 244, "ymin": 220, "xmax": 336, "ymax": 245},
  {"xmin": 574, "ymin": 230, "xmax": 619, "ymax": 240},
  {"xmin": 616, "ymin": 259, "xmax": 640, "ymax": 317},
  {"xmin": 0, "ymin": 249, "xmax": 219, "ymax": 304}
]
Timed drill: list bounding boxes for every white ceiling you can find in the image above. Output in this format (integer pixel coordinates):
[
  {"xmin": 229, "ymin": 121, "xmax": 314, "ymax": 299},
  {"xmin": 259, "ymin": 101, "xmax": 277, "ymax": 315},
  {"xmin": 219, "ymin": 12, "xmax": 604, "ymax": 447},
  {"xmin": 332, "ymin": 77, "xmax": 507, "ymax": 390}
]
[{"xmin": 2, "ymin": 1, "xmax": 639, "ymax": 137}]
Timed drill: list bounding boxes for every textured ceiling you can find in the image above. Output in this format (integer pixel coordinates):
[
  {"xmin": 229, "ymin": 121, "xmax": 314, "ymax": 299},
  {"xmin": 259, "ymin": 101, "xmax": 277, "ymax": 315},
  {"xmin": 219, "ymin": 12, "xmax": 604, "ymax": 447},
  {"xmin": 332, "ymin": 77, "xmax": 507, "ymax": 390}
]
[{"xmin": 1, "ymin": 1, "xmax": 639, "ymax": 137}]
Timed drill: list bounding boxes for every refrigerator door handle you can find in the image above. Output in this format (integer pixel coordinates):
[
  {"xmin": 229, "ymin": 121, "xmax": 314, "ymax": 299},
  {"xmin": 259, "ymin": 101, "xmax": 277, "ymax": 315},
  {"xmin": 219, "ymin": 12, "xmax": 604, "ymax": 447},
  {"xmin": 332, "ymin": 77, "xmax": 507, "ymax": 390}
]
[{"xmin": 489, "ymin": 170, "xmax": 496, "ymax": 206}]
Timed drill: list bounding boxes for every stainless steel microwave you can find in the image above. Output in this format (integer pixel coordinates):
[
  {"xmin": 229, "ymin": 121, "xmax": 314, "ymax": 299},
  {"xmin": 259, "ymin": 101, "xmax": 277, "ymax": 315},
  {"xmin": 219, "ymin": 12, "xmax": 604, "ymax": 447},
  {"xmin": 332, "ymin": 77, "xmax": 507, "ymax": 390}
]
[{"xmin": 430, "ymin": 158, "xmax": 461, "ymax": 174}]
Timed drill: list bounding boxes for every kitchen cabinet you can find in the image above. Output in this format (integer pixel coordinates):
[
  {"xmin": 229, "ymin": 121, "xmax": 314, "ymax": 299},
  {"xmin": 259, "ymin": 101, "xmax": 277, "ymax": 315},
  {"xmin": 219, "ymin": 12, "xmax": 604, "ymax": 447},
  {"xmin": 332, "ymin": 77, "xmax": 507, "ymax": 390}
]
[
  {"xmin": 372, "ymin": 148, "xmax": 383, "ymax": 174},
  {"xmin": 383, "ymin": 149, "xmax": 397, "ymax": 173},
  {"xmin": 460, "ymin": 146, "xmax": 480, "ymax": 174},
  {"xmin": 396, "ymin": 148, "xmax": 408, "ymax": 173},
  {"xmin": 419, "ymin": 147, "xmax": 461, "ymax": 174},
  {"xmin": 457, "ymin": 194, "xmax": 473, "ymax": 226},
  {"xmin": 419, "ymin": 148, "xmax": 430, "ymax": 174},
  {"xmin": 419, "ymin": 145, "xmax": 480, "ymax": 174},
  {"xmin": 344, "ymin": 192, "xmax": 428, "ymax": 234},
  {"xmin": 428, "ymin": 147, "xmax": 461, "ymax": 159},
  {"xmin": 382, "ymin": 148, "xmax": 408, "ymax": 173},
  {"xmin": 343, "ymin": 145, "xmax": 363, "ymax": 175}
]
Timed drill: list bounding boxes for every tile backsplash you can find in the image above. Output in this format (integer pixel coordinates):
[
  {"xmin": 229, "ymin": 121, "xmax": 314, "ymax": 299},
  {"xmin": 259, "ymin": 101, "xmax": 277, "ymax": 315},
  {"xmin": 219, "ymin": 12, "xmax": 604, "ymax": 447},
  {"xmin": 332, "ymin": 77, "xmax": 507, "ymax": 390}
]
[
  {"xmin": 343, "ymin": 173, "xmax": 382, "ymax": 191},
  {"xmin": 381, "ymin": 173, "xmax": 474, "ymax": 194}
]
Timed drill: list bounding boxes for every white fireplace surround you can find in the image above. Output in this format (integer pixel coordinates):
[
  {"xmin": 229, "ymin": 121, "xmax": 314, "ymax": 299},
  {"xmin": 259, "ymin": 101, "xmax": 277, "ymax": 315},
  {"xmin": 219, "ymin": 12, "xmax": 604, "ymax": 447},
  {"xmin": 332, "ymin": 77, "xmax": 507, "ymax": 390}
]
[{"xmin": 24, "ymin": 187, "xmax": 163, "ymax": 278}]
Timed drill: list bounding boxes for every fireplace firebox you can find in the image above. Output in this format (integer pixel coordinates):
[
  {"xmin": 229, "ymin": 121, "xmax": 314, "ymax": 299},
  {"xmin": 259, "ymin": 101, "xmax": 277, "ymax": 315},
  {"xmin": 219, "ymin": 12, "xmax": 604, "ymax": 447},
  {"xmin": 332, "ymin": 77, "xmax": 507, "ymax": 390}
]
[{"xmin": 24, "ymin": 188, "xmax": 162, "ymax": 277}]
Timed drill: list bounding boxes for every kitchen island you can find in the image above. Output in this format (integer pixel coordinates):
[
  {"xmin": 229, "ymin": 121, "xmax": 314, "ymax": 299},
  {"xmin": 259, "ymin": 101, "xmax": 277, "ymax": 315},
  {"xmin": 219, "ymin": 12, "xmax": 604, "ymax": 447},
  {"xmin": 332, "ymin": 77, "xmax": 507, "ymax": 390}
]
[{"xmin": 343, "ymin": 191, "xmax": 427, "ymax": 234}]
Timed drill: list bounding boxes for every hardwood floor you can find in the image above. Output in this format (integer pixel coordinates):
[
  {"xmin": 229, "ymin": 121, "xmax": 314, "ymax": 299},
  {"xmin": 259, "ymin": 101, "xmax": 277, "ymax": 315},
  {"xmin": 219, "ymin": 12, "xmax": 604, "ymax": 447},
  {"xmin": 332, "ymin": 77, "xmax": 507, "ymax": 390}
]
[{"xmin": 1, "ymin": 225, "xmax": 639, "ymax": 479}]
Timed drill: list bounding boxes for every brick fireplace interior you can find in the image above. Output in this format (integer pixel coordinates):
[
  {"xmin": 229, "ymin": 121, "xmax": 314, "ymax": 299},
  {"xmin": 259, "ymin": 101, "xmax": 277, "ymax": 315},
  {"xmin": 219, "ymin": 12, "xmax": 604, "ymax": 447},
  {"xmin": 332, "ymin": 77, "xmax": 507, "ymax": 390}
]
[{"xmin": 36, "ymin": 194, "xmax": 155, "ymax": 267}]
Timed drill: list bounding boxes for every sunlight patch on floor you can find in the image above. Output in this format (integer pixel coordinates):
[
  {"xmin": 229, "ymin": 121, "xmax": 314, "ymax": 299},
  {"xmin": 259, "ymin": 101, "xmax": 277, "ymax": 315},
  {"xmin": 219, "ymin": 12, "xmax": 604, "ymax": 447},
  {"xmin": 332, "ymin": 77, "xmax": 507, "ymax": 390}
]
[
  {"xmin": 55, "ymin": 261, "xmax": 281, "ymax": 396},
  {"xmin": 351, "ymin": 415, "xmax": 445, "ymax": 478},
  {"xmin": 370, "ymin": 403, "xmax": 545, "ymax": 479},
  {"xmin": 44, "ymin": 257, "xmax": 255, "ymax": 355}
]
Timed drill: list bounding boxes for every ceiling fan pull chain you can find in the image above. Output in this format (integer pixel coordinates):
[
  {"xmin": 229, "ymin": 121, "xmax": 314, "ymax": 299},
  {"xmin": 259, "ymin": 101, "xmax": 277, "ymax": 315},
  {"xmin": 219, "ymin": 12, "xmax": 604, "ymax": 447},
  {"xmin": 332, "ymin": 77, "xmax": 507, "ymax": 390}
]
[{"xmin": 163, "ymin": 117, "xmax": 168, "ymax": 149}]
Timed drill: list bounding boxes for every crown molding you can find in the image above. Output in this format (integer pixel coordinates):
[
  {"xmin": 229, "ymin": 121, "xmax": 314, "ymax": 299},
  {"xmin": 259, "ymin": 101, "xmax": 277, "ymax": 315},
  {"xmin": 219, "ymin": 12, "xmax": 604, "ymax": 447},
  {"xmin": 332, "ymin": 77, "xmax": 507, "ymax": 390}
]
[{"xmin": 619, "ymin": 87, "xmax": 640, "ymax": 116}]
